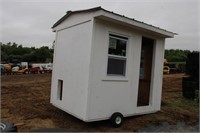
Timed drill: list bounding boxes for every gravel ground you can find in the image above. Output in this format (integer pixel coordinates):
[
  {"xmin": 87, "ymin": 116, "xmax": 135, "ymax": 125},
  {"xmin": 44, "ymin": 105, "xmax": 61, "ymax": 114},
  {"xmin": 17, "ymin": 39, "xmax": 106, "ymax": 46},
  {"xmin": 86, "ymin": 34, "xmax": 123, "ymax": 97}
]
[{"xmin": 135, "ymin": 121, "xmax": 199, "ymax": 132}]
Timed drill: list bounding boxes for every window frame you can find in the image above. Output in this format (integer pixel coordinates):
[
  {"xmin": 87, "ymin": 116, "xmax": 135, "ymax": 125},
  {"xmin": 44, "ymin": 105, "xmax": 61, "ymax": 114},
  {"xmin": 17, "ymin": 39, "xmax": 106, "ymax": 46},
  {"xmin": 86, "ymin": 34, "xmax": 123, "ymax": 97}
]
[{"xmin": 107, "ymin": 33, "xmax": 128, "ymax": 77}]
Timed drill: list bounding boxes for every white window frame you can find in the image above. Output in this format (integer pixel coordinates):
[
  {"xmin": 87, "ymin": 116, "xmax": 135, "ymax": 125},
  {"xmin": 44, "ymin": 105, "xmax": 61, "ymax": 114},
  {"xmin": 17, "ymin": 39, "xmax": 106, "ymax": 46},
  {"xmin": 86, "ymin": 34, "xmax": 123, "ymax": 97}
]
[{"xmin": 107, "ymin": 34, "xmax": 128, "ymax": 76}]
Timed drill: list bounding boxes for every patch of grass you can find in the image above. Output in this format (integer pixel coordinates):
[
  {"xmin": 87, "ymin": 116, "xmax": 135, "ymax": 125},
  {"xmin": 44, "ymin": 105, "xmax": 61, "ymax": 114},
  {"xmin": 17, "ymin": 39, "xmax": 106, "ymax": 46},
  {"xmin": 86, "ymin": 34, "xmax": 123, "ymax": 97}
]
[
  {"xmin": 166, "ymin": 92, "xmax": 199, "ymax": 114},
  {"xmin": 160, "ymin": 91, "xmax": 199, "ymax": 125}
]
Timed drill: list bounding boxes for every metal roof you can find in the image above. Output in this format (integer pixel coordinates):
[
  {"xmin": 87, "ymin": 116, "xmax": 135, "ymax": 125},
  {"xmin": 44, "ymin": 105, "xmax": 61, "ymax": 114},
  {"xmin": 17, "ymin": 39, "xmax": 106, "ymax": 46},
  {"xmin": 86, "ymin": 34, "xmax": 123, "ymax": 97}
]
[{"xmin": 52, "ymin": 6, "xmax": 177, "ymax": 36}]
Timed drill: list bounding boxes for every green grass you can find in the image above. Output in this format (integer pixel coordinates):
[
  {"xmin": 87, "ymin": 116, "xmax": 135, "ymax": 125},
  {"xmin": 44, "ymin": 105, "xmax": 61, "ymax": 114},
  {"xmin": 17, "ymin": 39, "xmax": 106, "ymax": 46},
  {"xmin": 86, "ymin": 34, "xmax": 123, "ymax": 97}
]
[{"xmin": 165, "ymin": 92, "xmax": 199, "ymax": 114}]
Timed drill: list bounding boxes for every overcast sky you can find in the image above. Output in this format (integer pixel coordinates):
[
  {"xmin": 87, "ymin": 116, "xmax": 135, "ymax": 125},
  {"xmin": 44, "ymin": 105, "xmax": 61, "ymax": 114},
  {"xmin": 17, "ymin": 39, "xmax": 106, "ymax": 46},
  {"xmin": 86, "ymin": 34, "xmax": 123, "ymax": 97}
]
[{"xmin": 1, "ymin": 0, "xmax": 199, "ymax": 50}]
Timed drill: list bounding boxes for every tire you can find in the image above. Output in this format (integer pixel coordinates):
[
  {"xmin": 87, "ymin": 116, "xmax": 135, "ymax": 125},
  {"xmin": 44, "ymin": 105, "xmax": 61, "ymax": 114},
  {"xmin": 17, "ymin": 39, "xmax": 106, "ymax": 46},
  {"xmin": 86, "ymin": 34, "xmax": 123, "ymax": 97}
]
[
  {"xmin": 0, "ymin": 120, "xmax": 17, "ymax": 132},
  {"xmin": 110, "ymin": 112, "xmax": 123, "ymax": 127},
  {"xmin": 24, "ymin": 70, "xmax": 29, "ymax": 74},
  {"xmin": 40, "ymin": 71, "xmax": 44, "ymax": 74}
]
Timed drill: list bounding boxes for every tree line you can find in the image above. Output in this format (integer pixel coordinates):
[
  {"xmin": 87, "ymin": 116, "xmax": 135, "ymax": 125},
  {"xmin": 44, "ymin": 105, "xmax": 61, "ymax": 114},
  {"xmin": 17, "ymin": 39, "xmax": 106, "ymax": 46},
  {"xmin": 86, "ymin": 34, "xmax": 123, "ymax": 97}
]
[
  {"xmin": 0, "ymin": 42, "xmax": 198, "ymax": 63},
  {"xmin": 164, "ymin": 49, "xmax": 198, "ymax": 62},
  {"xmin": 1, "ymin": 42, "xmax": 53, "ymax": 63}
]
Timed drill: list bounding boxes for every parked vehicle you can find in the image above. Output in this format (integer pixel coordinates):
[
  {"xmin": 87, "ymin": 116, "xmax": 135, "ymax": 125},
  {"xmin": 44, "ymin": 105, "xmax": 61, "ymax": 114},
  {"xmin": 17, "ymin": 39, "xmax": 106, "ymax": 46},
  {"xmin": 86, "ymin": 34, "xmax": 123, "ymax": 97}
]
[
  {"xmin": 21, "ymin": 62, "xmax": 28, "ymax": 68},
  {"xmin": 166, "ymin": 63, "xmax": 179, "ymax": 73},
  {"xmin": 3, "ymin": 64, "xmax": 12, "ymax": 72},
  {"xmin": 1, "ymin": 64, "xmax": 4, "ymax": 75},
  {"xmin": 1, "ymin": 62, "xmax": 52, "ymax": 75},
  {"xmin": 32, "ymin": 63, "xmax": 53, "ymax": 71},
  {"xmin": 28, "ymin": 67, "xmax": 43, "ymax": 74},
  {"xmin": 163, "ymin": 66, "xmax": 170, "ymax": 74},
  {"xmin": 2, "ymin": 64, "xmax": 12, "ymax": 75},
  {"xmin": 18, "ymin": 68, "xmax": 29, "ymax": 74},
  {"xmin": 12, "ymin": 66, "xmax": 19, "ymax": 74}
]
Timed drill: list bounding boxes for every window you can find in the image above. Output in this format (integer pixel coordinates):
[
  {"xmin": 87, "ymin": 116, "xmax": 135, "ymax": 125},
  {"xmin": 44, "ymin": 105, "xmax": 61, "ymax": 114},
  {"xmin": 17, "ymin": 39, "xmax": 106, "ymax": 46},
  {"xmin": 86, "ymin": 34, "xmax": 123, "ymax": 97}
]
[
  {"xmin": 57, "ymin": 79, "xmax": 63, "ymax": 100},
  {"xmin": 139, "ymin": 49, "xmax": 145, "ymax": 79},
  {"xmin": 107, "ymin": 34, "xmax": 128, "ymax": 76}
]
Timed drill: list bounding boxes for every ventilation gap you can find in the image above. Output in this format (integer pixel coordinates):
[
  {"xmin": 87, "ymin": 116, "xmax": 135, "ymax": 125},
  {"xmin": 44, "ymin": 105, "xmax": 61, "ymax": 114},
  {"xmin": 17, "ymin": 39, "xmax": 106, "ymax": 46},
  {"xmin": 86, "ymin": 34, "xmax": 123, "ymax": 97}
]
[{"xmin": 57, "ymin": 79, "xmax": 63, "ymax": 100}]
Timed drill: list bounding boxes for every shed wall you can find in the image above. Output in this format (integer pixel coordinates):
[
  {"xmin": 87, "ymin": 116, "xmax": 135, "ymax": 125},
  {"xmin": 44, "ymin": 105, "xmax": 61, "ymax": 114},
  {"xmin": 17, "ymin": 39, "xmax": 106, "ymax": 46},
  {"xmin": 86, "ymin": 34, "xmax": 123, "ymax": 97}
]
[
  {"xmin": 87, "ymin": 19, "xmax": 141, "ymax": 121},
  {"xmin": 51, "ymin": 20, "xmax": 93, "ymax": 120},
  {"xmin": 53, "ymin": 12, "xmax": 95, "ymax": 31},
  {"xmin": 86, "ymin": 19, "xmax": 165, "ymax": 121}
]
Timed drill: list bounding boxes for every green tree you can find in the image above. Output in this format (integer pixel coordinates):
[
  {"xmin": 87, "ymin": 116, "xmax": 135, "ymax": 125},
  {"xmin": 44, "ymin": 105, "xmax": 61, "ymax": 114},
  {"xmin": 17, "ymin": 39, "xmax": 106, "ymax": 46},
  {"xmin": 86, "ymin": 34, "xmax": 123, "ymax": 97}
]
[
  {"xmin": 1, "ymin": 42, "xmax": 53, "ymax": 63},
  {"xmin": 164, "ymin": 49, "xmax": 194, "ymax": 62}
]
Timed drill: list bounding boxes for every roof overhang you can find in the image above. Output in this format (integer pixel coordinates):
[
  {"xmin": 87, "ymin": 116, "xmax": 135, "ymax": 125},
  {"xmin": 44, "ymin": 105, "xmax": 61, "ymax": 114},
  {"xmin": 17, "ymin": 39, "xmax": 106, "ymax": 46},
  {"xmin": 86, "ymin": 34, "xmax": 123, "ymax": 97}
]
[
  {"xmin": 52, "ymin": 7, "xmax": 177, "ymax": 38},
  {"xmin": 93, "ymin": 10, "xmax": 176, "ymax": 38}
]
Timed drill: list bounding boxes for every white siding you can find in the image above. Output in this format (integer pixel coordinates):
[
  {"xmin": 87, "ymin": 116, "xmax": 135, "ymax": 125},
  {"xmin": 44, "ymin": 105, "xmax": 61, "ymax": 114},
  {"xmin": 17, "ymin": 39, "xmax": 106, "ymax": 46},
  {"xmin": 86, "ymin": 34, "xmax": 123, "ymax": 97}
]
[
  {"xmin": 151, "ymin": 39, "xmax": 165, "ymax": 110},
  {"xmin": 86, "ymin": 19, "xmax": 165, "ymax": 121},
  {"xmin": 51, "ymin": 20, "xmax": 93, "ymax": 120},
  {"xmin": 53, "ymin": 12, "xmax": 95, "ymax": 31},
  {"xmin": 87, "ymin": 19, "xmax": 142, "ymax": 121}
]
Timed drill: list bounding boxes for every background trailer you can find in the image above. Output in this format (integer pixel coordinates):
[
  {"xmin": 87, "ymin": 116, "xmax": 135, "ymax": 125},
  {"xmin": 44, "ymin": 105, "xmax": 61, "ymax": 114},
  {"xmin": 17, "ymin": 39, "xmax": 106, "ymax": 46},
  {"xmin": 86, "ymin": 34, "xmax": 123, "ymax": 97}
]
[{"xmin": 51, "ymin": 7, "xmax": 176, "ymax": 127}]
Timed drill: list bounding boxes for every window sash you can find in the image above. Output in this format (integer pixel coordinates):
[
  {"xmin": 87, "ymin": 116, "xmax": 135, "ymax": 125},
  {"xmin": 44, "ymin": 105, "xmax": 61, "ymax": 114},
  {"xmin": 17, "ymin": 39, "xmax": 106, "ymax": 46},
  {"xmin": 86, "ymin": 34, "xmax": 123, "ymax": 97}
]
[
  {"xmin": 107, "ymin": 57, "xmax": 126, "ymax": 76},
  {"xmin": 108, "ymin": 54, "xmax": 127, "ymax": 59},
  {"xmin": 107, "ymin": 33, "xmax": 128, "ymax": 76},
  {"xmin": 109, "ymin": 34, "xmax": 128, "ymax": 40},
  {"xmin": 108, "ymin": 36, "xmax": 128, "ymax": 57}
]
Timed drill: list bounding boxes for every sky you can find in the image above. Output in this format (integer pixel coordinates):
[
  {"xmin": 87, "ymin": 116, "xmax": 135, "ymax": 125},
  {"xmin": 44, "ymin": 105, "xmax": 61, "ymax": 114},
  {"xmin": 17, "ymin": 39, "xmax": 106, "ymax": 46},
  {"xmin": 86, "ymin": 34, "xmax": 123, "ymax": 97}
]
[{"xmin": 1, "ymin": 0, "xmax": 199, "ymax": 50}]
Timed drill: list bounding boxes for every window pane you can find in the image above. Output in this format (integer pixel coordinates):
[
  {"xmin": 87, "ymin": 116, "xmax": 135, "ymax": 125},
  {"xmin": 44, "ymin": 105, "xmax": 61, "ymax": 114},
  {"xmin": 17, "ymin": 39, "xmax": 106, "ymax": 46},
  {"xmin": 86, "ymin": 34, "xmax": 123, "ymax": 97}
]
[
  {"xmin": 109, "ymin": 37, "xmax": 127, "ymax": 56},
  {"xmin": 139, "ymin": 49, "xmax": 145, "ymax": 79},
  {"xmin": 107, "ymin": 57, "xmax": 126, "ymax": 76}
]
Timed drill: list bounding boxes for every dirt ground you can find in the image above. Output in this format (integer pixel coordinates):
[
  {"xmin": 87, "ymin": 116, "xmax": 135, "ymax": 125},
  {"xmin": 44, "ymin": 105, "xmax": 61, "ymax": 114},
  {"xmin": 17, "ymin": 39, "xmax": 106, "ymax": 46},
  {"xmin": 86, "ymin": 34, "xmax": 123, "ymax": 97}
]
[{"xmin": 1, "ymin": 73, "xmax": 199, "ymax": 132}]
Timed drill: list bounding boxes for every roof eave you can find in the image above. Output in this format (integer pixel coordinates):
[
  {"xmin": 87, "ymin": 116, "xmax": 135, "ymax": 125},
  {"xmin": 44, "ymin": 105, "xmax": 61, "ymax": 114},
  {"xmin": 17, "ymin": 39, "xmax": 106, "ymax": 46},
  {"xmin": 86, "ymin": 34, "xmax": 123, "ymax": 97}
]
[
  {"xmin": 52, "ymin": 7, "xmax": 177, "ymax": 38},
  {"xmin": 95, "ymin": 11, "xmax": 176, "ymax": 38}
]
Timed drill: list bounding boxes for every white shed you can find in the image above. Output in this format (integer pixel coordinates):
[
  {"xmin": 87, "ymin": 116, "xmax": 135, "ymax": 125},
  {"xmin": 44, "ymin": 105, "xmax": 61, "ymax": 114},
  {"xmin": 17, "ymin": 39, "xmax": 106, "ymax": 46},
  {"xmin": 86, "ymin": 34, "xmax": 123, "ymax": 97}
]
[{"xmin": 50, "ymin": 7, "xmax": 176, "ymax": 127}]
